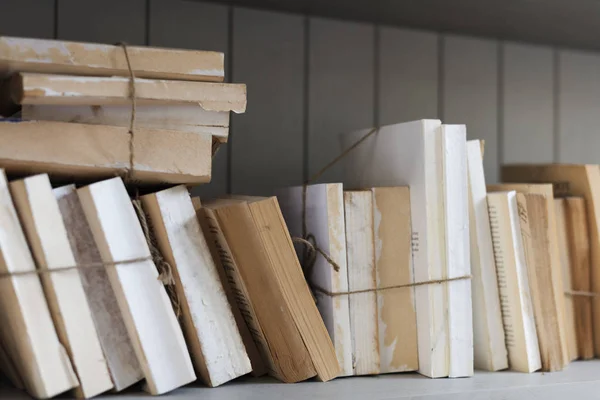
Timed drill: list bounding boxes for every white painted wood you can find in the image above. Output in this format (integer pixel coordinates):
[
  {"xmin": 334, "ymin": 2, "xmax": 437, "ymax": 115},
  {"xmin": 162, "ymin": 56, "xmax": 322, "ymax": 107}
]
[
  {"xmin": 465, "ymin": 141, "xmax": 507, "ymax": 372},
  {"xmin": 379, "ymin": 27, "xmax": 438, "ymax": 125},
  {"xmin": 557, "ymin": 50, "xmax": 600, "ymax": 163},
  {"xmin": 276, "ymin": 184, "xmax": 353, "ymax": 377},
  {"xmin": 443, "ymin": 35, "xmax": 498, "ymax": 182},
  {"xmin": 442, "ymin": 125, "xmax": 473, "ymax": 378},
  {"xmin": 344, "ymin": 190, "xmax": 379, "ymax": 376},
  {"xmin": 0, "ymin": 0, "xmax": 54, "ymax": 38},
  {"xmin": 149, "ymin": 0, "xmax": 230, "ymax": 198},
  {"xmin": 140, "ymin": 186, "xmax": 251, "ymax": 387},
  {"xmin": 231, "ymin": 8, "xmax": 304, "ymax": 195},
  {"xmin": 502, "ymin": 43, "xmax": 554, "ymax": 164},
  {"xmin": 77, "ymin": 178, "xmax": 196, "ymax": 395},
  {"xmin": 10, "ymin": 174, "xmax": 113, "ymax": 398},
  {"xmin": 57, "ymin": 0, "xmax": 146, "ymax": 45},
  {"xmin": 309, "ymin": 18, "xmax": 374, "ymax": 183}
]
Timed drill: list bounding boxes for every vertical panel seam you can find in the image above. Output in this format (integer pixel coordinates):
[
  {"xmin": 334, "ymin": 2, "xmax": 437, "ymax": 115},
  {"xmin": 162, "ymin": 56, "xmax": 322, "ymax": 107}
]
[
  {"xmin": 53, "ymin": 0, "xmax": 59, "ymax": 39},
  {"xmin": 374, "ymin": 24, "xmax": 380, "ymax": 128},
  {"xmin": 227, "ymin": 5, "xmax": 234, "ymax": 194},
  {"xmin": 303, "ymin": 15, "xmax": 310, "ymax": 184},
  {"xmin": 144, "ymin": 0, "xmax": 150, "ymax": 46},
  {"xmin": 553, "ymin": 47, "xmax": 560, "ymax": 162},
  {"xmin": 437, "ymin": 34, "xmax": 445, "ymax": 120},
  {"xmin": 497, "ymin": 41, "xmax": 504, "ymax": 179}
]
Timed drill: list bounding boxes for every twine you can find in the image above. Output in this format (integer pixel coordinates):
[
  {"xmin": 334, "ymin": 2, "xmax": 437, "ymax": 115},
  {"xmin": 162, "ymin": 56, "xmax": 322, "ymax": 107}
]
[
  {"xmin": 116, "ymin": 42, "xmax": 137, "ymax": 181},
  {"xmin": 565, "ymin": 290, "xmax": 600, "ymax": 298}
]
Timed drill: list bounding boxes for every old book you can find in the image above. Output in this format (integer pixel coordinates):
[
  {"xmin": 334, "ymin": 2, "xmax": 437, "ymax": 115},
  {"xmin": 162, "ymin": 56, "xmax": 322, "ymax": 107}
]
[
  {"xmin": 193, "ymin": 199, "xmax": 268, "ymax": 377},
  {"xmin": 276, "ymin": 184, "xmax": 352, "ymax": 377},
  {"xmin": 563, "ymin": 197, "xmax": 594, "ymax": 359},
  {"xmin": 466, "ymin": 140, "xmax": 507, "ymax": 371},
  {"xmin": 489, "ymin": 184, "xmax": 568, "ymax": 371},
  {"xmin": 486, "ymin": 191, "xmax": 541, "ymax": 373},
  {"xmin": 21, "ymin": 105, "xmax": 230, "ymax": 143},
  {"xmin": 205, "ymin": 199, "xmax": 317, "ymax": 383},
  {"xmin": 0, "ymin": 120, "xmax": 211, "ymax": 185},
  {"xmin": 371, "ymin": 186, "xmax": 418, "ymax": 373},
  {"xmin": 10, "ymin": 174, "xmax": 113, "ymax": 398},
  {"xmin": 8, "ymin": 73, "xmax": 246, "ymax": 112},
  {"xmin": 0, "ymin": 36, "xmax": 224, "ymax": 82},
  {"xmin": 140, "ymin": 186, "xmax": 252, "ymax": 386},
  {"xmin": 342, "ymin": 120, "xmax": 472, "ymax": 378},
  {"xmin": 0, "ymin": 170, "xmax": 78, "ymax": 398},
  {"xmin": 77, "ymin": 177, "xmax": 195, "ymax": 395},
  {"xmin": 554, "ymin": 198, "xmax": 579, "ymax": 361},
  {"xmin": 344, "ymin": 190, "xmax": 380, "ymax": 376},
  {"xmin": 502, "ymin": 164, "xmax": 600, "ymax": 356},
  {"xmin": 53, "ymin": 184, "xmax": 143, "ymax": 391}
]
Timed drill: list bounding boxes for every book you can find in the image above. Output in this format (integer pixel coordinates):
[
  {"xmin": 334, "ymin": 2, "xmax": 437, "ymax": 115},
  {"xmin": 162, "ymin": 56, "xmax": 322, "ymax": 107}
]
[
  {"xmin": 0, "ymin": 36, "xmax": 224, "ymax": 82},
  {"xmin": 0, "ymin": 169, "xmax": 78, "ymax": 398},
  {"xmin": 371, "ymin": 186, "xmax": 418, "ymax": 373},
  {"xmin": 193, "ymin": 199, "xmax": 268, "ymax": 377},
  {"xmin": 344, "ymin": 190, "xmax": 380, "ymax": 376},
  {"xmin": 554, "ymin": 198, "xmax": 579, "ymax": 361},
  {"xmin": 490, "ymin": 184, "xmax": 567, "ymax": 371},
  {"xmin": 204, "ymin": 199, "xmax": 317, "ymax": 382},
  {"xmin": 21, "ymin": 105, "xmax": 230, "ymax": 143},
  {"xmin": 0, "ymin": 120, "xmax": 211, "ymax": 185},
  {"xmin": 8, "ymin": 73, "xmax": 246, "ymax": 112},
  {"xmin": 77, "ymin": 177, "xmax": 196, "ymax": 395},
  {"xmin": 486, "ymin": 191, "xmax": 541, "ymax": 372},
  {"xmin": 276, "ymin": 184, "xmax": 353, "ymax": 377},
  {"xmin": 563, "ymin": 197, "xmax": 594, "ymax": 359},
  {"xmin": 502, "ymin": 164, "xmax": 600, "ymax": 356},
  {"xmin": 140, "ymin": 186, "xmax": 252, "ymax": 386},
  {"xmin": 341, "ymin": 120, "xmax": 472, "ymax": 378},
  {"xmin": 53, "ymin": 184, "xmax": 143, "ymax": 391},
  {"xmin": 10, "ymin": 174, "xmax": 113, "ymax": 398},
  {"xmin": 466, "ymin": 140, "xmax": 507, "ymax": 371}
]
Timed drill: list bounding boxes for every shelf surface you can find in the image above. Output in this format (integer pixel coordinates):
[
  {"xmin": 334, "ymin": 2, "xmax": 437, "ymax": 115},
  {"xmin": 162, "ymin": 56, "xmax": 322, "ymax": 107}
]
[{"xmin": 3, "ymin": 360, "xmax": 600, "ymax": 399}]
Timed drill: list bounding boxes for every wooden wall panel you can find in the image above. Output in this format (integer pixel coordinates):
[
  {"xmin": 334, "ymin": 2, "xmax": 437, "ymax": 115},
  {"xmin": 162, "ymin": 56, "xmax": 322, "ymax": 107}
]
[
  {"xmin": 558, "ymin": 50, "xmax": 600, "ymax": 163},
  {"xmin": 149, "ymin": 0, "xmax": 229, "ymax": 198},
  {"xmin": 378, "ymin": 27, "xmax": 438, "ymax": 125},
  {"xmin": 231, "ymin": 8, "xmax": 305, "ymax": 195},
  {"xmin": 443, "ymin": 35, "xmax": 499, "ymax": 182},
  {"xmin": 0, "ymin": 0, "xmax": 55, "ymax": 38},
  {"xmin": 502, "ymin": 42, "xmax": 554, "ymax": 164},
  {"xmin": 57, "ymin": 0, "xmax": 146, "ymax": 44},
  {"xmin": 308, "ymin": 18, "xmax": 375, "ymax": 183}
]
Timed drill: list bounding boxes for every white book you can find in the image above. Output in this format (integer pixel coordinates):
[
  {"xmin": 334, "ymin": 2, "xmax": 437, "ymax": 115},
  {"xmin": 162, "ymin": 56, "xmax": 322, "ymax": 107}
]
[
  {"xmin": 487, "ymin": 192, "xmax": 541, "ymax": 373},
  {"xmin": 277, "ymin": 183, "xmax": 353, "ymax": 377},
  {"xmin": 77, "ymin": 177, "xmax": 196, "ymax": 395},
  {"xmin": 0, "ymin": 170, "xmax": 78, "ymax": 398},
  {"xmin": 341, "ymin": 120, "xmax": 448, "ymax": 378},
  {"xmin": 140, "ymin": 186, "xmax": 252, "ymax": 386},
  {"xmin": 442, "ymin": 125, "xmax": 473, "ymax": 378},
  {"xmin": 10, "ymin": 174, "xmax": 113, "ymax": 398},
  {"xmin": 466, "ymin": 140, "xmax": 508, "ymax": 371}
]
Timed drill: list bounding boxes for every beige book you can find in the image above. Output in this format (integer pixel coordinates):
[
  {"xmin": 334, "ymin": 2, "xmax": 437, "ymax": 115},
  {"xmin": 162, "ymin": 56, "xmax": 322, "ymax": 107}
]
[
  {"xmin": 372, "ymin": 187, "xmax": 418, "ymax": 373},
  {"xmin": 0, "ymin": 36, "xmax": 224, "ymax": 82},
  {"xmin": 10, "ymin": 174, "xmax": 113, "ymax": 398},
  {"xmin": 344, "ymin": 190, "xmax": 380, "ymax": 376},
  {"xmin": 0, "ymin": 120, "xmax": 211, "ymax": 185},
  {"xmin": 9, "ymin": 73, "xmax": 246, "ymax": 112},
  {"xmin": 0, "ymin": 170, "xmax": 78, "ymax": 398},
  {"xmin": 563, "ymin": 197, "xmax": 594, "ymax": 359},
  {"xmin": 193, "ymin": 200, "xmax": 268, "ymax": 377},
  {"xmin": 555, "ymin": 198, "xmax": 579, "ymax": 361},
  {"xmin": 276, "ymin": 184, "xmax": 353, "ymax": 377},
  {"xmin": 53, "ymin": 185, "xmax": 143, "ymax": 391},
  {"xmin": 140, "ymin": 186, "xmax": 252, "ymax": 386},
  {"xmin": 486, "ymin": 191, "xmax": 541, "ymax": 372},
  {"xmin": 466, "ymin": 140, "xmax": 507, "ymax": 371},
  {"xmin": 21, "ymin": 105, "xmax": 230, "ymax": 143},
  {"xmin": 492, "ymin": 187, "xmax": 566, "ymax": 371},
  {"xmin": 502, "ymin": 164, "xmax": 600, "ymax": 356},
  {"xmin": 77, "ymin": 177, "xmax": 195, "ymax": 395},
  {"xmin": 205, "ymin": 199, "xmax": 317, "ymax": 383}
]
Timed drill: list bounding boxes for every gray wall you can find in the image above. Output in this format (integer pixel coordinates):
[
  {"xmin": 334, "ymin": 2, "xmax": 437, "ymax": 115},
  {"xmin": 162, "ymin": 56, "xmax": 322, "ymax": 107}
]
[{"xmin": 2, "ymin": 0, "xmax": 598, "ymax": 196}]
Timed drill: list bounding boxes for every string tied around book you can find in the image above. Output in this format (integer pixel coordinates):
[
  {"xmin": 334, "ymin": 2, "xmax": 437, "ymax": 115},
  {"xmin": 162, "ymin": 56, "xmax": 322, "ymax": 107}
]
[
  {"xmin": 116, "ymin": 42, "xmax": 137, "ymax": 182},
  {"xmin": 565, "ymin": 290, "xmax": 600, "ymax": 297}
]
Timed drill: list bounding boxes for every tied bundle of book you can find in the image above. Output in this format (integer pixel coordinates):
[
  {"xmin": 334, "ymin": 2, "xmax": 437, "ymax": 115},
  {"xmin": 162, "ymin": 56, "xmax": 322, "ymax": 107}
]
[{"xmin": 0, "ymin": 36, "xmax": 246, "ymax": 185}]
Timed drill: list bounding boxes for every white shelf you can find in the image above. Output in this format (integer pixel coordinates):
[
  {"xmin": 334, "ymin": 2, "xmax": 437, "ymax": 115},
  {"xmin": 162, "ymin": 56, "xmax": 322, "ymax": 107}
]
[{"xmin": 3, "ymin": 360, "xmax": 600, "ymax": 399}]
